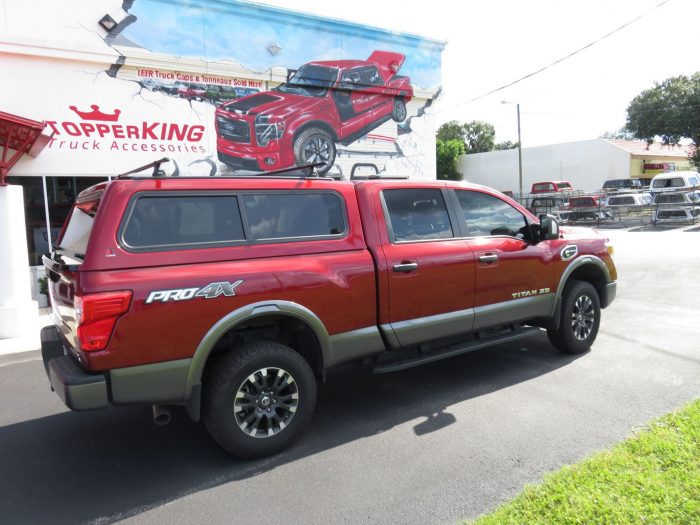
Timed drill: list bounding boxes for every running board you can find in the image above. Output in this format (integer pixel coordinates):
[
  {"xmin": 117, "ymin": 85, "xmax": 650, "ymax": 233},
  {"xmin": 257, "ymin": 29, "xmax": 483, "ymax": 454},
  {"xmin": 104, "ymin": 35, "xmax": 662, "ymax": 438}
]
[{"xmin": 373, "ymin": 327, "xmax": 541, "ymax": 374}]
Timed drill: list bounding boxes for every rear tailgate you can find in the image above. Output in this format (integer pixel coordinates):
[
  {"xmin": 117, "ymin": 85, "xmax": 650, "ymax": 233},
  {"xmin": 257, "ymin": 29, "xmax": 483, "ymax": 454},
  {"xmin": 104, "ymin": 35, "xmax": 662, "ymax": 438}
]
[{"xmin": 43, "ymin": 189, "xmax": 103, "ymax": 352}]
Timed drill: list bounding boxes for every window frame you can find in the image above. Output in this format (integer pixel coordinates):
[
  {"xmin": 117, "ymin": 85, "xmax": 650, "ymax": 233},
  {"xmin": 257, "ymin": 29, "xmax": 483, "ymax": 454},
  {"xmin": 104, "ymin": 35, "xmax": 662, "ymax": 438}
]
[
  {"xmin": 448, "ymin": 188, "xmax": 533, "ymax": 240},
  {"xmin": 380, "ymin": 187, "xmax": 459, "ymax": 244},
  {"xmin": 118, "ymin": 189, "xmax": 349, "ymax": 253}
]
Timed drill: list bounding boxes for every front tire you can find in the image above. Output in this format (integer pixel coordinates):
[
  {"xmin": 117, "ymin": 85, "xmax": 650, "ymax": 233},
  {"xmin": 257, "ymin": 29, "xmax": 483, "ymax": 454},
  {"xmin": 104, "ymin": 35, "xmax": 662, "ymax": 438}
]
[
  {"xmin": 293, "ymin": 127, "xmax": 336, "ymax": 175},
  {"xmin": 547, "ymin": 280, "xmax": 601, "ymax": 354},
  {"xmin": 391, "ymin": 98, "xmax": 407, "ymax": 122},
  {"xmin": 202, "ymin": 340, "xmax": 317, "ymax": 459}
]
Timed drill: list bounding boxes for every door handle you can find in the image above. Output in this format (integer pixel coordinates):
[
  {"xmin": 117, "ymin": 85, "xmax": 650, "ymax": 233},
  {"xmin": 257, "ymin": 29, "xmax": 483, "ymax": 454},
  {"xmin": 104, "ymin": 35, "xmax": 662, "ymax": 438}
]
[
  {"xmin": 478, "ymin": 254, "xmax": 499, "ymax": 263},
  {"xmin": 393, "ymin": 262, "xmax": 418, "ymax": 273}
]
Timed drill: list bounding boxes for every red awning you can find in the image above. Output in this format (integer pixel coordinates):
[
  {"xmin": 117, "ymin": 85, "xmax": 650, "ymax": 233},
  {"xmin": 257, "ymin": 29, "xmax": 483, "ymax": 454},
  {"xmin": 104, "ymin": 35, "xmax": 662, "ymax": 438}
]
[{"xmin": 0, "ymin": 110, "xmax": 49, "ymax": 185}]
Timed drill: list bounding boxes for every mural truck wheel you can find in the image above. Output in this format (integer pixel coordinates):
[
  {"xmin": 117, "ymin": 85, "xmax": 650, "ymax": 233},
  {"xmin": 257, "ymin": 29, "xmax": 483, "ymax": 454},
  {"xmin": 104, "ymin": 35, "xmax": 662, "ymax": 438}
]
[
  {"xmin": 293, "ymin": 127, "xmax": 336, "ymax": 175},
  {"xmin": 391, "ymin": 98, "xmax": 407, "ymax": 122}
]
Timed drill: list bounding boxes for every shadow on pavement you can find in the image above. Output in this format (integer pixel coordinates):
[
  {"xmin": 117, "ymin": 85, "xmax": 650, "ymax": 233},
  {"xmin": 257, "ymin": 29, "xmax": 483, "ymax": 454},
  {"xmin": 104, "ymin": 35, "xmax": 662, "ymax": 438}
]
[{"xmin": 0, "ymin": 334, "xmax": 582, "ymax": 524}]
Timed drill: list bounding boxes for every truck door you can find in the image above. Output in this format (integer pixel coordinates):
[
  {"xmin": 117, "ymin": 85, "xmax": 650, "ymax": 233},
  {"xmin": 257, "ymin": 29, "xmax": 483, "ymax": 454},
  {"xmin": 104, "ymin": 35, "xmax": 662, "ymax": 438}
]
[
  {"xmin": 450, "ymin": 189, "xmax": 556, "ymax": 330},
  {"xmin": 376, "ymin": 186, "xmax": 476, "ymax": 346}
]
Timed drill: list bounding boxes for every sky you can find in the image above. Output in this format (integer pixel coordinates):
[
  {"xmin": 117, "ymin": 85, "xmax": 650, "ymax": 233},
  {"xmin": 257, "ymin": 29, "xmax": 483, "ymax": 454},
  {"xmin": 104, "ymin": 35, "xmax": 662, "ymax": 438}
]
[
  {"xmin": 123, "ymin": 1, "xmax": 443, "ymax": 89},
  {"xmin": 251, "ymin": 0, "xmax": 700, "ymax": 147}
]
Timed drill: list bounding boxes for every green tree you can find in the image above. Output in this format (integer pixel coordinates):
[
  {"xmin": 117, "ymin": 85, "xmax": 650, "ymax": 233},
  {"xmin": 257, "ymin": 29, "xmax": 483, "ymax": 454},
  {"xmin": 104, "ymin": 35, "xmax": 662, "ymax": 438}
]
[
  {"xmin": 437, "ymin": 120, "xmax": 498, "ymax": 154},
  {"xmin": 600, "ymin": 127, "xmax": 636, "ymax": 140},
  {"xmin": 494, "ymin": 140, "xmax": 520, "ymax": 150},
  {"xmin": 462, "ymin": 120, "xmax": 496, "ymax": 154},
  {"xmin": 625, "ymin": 72, "xmax": 700, "ymax": 167},
  {"xmin": 436, "ymin": 120, "xmax": 466, "ymax": 142},
  {"xmin": 436, "ymin": 138, "xmax": 465, "ymax": 180}
]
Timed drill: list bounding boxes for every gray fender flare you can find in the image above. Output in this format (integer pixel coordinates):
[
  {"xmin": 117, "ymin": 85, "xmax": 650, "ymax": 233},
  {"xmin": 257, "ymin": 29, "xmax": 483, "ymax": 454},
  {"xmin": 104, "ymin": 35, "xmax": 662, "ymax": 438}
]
[
  {"xmin": 184, "ymin": 300, "xmax": 331, "ymax": 405},
  {"xmin": 549, "ymin": 255, "xmax": 612, "ymax": 325}
]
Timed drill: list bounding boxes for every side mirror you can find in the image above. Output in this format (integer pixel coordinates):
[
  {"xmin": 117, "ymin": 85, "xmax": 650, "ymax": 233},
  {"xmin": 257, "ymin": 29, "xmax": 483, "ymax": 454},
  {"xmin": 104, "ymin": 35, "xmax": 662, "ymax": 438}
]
[{"xmin": 539, "ymin": 214, "xmax": 560, "ymax": 241}]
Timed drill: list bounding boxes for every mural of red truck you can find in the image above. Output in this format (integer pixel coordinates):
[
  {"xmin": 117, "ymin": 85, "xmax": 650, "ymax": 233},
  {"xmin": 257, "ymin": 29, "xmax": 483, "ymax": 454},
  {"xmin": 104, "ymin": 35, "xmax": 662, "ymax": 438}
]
[{"xmin": 215, "ymin": 51, "xmax": 413, "ymax": 174}]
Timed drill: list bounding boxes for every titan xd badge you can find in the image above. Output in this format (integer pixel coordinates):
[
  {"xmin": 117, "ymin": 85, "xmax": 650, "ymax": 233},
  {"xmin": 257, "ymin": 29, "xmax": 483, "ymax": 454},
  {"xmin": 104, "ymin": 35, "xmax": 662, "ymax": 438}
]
[
  {"xmin": 561, "ymin": 245, "xmax": 578, "ymax": 261},
  {"xmin": 145, "ymin": 280, "xmax": 244, "ymax": 304}
]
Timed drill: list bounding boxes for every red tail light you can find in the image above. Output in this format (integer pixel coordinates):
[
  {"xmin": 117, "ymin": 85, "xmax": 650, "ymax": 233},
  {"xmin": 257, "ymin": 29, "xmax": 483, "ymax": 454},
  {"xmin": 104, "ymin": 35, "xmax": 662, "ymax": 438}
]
[{"xmin": 75, "ymin": 291, "xmax": 132, "ymax": 352}]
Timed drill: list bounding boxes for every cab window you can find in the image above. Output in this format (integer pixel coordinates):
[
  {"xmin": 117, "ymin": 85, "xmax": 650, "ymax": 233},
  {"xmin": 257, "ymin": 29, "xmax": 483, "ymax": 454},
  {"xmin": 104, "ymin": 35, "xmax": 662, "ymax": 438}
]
[
  {"xmin": 382, "ymin": 188, "xmax": 453, "ymax": 242},
  {"xmin": 455, "ymin": 190, "xmax": 528, "ymax": 238}
]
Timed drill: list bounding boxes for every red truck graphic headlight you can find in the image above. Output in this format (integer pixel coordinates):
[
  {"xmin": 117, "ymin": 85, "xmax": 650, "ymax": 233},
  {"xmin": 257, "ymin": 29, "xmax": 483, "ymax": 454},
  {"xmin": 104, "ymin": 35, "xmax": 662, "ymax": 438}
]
[{"xmin": 255, "ymin": 114, "xmax": 285, "ymax": 146}]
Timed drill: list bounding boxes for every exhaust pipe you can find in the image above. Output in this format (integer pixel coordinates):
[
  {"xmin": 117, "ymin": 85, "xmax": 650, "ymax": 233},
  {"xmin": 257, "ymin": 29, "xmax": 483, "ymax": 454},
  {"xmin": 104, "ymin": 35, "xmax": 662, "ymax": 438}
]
[{"xmin": 152, "ymin": 405, "xmax": 172, "ymax": 426}]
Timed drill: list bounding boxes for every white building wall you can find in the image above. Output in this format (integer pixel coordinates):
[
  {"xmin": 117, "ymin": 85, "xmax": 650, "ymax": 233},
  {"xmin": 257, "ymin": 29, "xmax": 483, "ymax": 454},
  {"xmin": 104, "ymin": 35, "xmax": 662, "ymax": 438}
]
[{"xmin": 458, "ymin": 139, "xmax": 631, "ymax": 193}]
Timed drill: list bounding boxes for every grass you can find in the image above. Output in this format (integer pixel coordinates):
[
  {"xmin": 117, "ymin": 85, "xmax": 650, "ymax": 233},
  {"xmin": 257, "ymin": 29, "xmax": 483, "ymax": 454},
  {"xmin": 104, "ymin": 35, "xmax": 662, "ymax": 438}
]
[{"xmin": 468, "ymin": 399, "xmax": 700, "ymax": 525}]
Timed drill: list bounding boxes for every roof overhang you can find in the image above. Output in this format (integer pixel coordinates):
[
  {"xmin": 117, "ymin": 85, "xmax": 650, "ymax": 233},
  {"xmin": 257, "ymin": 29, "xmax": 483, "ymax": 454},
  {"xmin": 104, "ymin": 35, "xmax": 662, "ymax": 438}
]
[{"xmin": 0, "ymin": 110, "xmax": 51, "ymax": 185}]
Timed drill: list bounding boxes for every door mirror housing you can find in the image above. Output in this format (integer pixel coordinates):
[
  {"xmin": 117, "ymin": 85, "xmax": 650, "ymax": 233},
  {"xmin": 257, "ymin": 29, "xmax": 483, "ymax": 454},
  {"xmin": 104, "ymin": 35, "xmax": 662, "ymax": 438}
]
[{"xmin": 539, "ymin": 214, "xmax": 560, "ymax": 241}]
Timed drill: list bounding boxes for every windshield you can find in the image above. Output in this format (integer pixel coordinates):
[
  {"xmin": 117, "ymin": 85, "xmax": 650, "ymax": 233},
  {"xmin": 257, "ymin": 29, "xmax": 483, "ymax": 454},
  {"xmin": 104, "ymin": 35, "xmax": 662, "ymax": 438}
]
[{"xmin": 276, "ymin": 65, "xmax": 338, "ymax": 97}]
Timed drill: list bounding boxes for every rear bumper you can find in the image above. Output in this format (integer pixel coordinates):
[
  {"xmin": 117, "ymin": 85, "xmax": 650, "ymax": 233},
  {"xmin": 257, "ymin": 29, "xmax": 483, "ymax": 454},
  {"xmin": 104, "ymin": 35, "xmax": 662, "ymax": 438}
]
[
  {"xmin": 41, "ymin": 326, "xmax": 108, "ymax": 411},
  {"xmin": 40, "ymin": 325, "xmax": 193, "ymax": 413}
]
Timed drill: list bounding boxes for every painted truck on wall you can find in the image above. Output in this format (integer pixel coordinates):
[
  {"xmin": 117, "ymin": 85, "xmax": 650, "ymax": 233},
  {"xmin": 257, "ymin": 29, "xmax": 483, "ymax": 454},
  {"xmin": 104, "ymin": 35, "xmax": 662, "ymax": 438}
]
[{"xmin": 215, "ymin": 51, "xmax": 412, "ymax": 175}]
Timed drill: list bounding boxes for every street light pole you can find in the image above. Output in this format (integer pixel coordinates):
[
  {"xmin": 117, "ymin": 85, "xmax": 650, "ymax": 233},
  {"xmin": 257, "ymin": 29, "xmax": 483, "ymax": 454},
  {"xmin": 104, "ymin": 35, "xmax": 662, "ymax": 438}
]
[
  {"xmin": 502, "ymin": 100, "xmax": 524, "ymax": 198},
  {"xmin": 516, "ymin": 103, "xmax": 523, "ymax": 198}
]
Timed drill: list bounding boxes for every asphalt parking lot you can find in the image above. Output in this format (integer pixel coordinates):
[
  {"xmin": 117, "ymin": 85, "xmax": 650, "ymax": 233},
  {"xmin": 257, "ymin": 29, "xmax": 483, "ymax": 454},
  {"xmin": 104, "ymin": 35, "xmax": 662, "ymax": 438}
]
[{"xmin": 1, "ymin": 226, "xmax": 698, "ymax": 525}]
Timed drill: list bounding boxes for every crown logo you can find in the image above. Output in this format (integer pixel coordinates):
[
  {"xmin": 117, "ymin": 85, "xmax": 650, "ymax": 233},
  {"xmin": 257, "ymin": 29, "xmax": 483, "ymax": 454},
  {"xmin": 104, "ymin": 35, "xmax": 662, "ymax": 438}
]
[{"xmin": 69, "ymin": 104, "xmax": 121, "ymax": 122}]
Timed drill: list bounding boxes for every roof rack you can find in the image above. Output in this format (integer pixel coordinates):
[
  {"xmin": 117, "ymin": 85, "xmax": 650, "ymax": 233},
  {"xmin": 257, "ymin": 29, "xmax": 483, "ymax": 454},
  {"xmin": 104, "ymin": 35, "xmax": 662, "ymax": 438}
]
[{"xmin": 116, "ymin": 158, "xmax": 330, "ymax": 180}]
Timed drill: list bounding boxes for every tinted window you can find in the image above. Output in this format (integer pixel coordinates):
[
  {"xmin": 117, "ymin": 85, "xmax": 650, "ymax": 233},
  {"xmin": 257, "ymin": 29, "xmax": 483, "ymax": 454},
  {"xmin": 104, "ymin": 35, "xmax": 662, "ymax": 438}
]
[
  {"xmin": 656, "ymin": 194, "xmax": 685, "ymax": 204},
  {"xmin": 653, "ymin": 177, "xmax": 684, "ymax": 188},
  {"xmin": 123, "ymin": 195, "xmax": 244, "ymax": 248},
  {"xmin": 243, "ymin": 193, "xmax": 345, "ymax": 240},
  {"xmin": 383, "ymin": 188, "xmax": 453, "ymax": 242},
  {"xmin": 608, "ymin": 196, "xmax": 635, "ymax": 205},
  {"xmin": 557, "ymin": 182, "xmax": 572, "ymax": 190},
  {"xmin": 456, "ymin": 190, "xmax": 528, "ymax": 237},
  {"xmin": 533, "ymin": 183, "xmax": 554, "ymax": 192}
]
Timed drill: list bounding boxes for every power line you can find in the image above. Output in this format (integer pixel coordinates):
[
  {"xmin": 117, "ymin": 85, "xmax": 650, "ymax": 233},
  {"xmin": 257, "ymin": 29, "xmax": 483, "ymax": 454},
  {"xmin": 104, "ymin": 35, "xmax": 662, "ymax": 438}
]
[{"xmin": 435, "ymin": 0, "xmax": 672, "ymax": 113}]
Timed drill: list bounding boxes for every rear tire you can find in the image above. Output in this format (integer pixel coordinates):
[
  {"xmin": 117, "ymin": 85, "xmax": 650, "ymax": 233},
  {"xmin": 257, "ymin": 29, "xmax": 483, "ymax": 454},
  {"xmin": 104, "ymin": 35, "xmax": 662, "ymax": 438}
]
[
  {"xmin": 547, "ymin": 280, "xmax": 600, "ymax": 354},
  {"xmin": 202, "ymin": 340, "xmax": 317, "ymax": 459}
]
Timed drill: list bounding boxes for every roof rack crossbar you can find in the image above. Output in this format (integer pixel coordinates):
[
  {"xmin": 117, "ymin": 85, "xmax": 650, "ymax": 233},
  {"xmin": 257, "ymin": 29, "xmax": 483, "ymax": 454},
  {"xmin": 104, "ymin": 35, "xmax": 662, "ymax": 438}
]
[{"xmin": 117, "ymin": 157, "xmax": 171, "ymax": 178}]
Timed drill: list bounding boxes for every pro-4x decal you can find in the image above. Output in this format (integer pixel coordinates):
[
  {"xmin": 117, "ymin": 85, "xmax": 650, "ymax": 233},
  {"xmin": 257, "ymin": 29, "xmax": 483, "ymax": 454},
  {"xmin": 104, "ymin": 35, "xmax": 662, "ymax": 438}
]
[
  {"xmin": 561, "ymin": 245, "xmax": 578, "ymax": 261},
  {"xmin": 145, "ymin": 280, "xmax": 243, "ymax": 304}
]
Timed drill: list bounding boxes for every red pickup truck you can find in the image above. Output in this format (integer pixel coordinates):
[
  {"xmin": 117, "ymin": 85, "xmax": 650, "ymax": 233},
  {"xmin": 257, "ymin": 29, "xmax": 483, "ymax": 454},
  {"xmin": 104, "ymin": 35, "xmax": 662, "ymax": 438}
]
[
  {"xmin": 215, "ymin": 50, "xmax": 413, "ymax": 175},
  {"xmin": 41, "ymin": 166, "xmax": 617, "ymax": 458}
]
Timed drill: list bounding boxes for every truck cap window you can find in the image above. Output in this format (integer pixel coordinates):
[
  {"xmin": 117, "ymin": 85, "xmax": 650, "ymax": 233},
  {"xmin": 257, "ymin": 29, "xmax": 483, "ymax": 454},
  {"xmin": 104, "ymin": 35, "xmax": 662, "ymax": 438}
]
[
  {"xmin": 242, "ymin": 193, "xmax": 346, "ymax": 240},
  {"xmin": 456, "ymin": 190, "xmax": 528, "ymax": 238},
  {"xmin": 122, "ymin": 195, "xmax": 244, "ymax": 249},
  {"xmin": 382, "ymin": 188, "xmax": 453, "ymax": 242}
]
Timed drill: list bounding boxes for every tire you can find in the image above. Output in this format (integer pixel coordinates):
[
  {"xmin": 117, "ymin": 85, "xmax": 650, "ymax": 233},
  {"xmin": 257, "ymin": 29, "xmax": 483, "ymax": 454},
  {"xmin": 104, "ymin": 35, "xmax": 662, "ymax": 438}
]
[
  {"xmin": 293, "ymin": 127, "xmax": 336, "ymax": 175},
  {"xmin": 202, "ymin": 340, "xmax": 317, "ymax": 459},
  {"xmin": 391, "ymin": 98, "xmax": 407, "ymax": 122},
  {"xmin": 547, "ymin": 280, "xmax": 601, "ymax": 354}
]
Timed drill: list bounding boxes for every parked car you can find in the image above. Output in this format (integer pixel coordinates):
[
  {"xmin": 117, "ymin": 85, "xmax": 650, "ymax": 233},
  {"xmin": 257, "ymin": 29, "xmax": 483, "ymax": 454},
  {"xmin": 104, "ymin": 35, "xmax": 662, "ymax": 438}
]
[
  {"xmin": 652, "ymin": 190, "xmax": 700, "ymax": 224},
  {"xmin": 177, "ymin": 82, "xmax": 207, "ymax": 100},
  {"xmin": 602, "ymin": 178, "xmax": 643, "ymax": 192},
  {"xmin": 161, "ymin": 80, "xmax": 188, "ymax": 96},
  {"xmin": 40, "ymin": 162, "xmax": 617, "ymax": 459},
  {"xmin": 528, "ymin": 196, "xmax": 565, "ymax": 218},
  {"xmin": 560, "ymin": 196, "xmax": 612, "ymax": 223},
  {"xmin": 215, "ymin": 50, "xmax": 413, "ymax": 175},
  {"xmin": 234, "ymin": 87, "xmax": 261, "ymax": 98},
  {"xmin": 205, "ymin": 85, "xmax": 238, "ymax": 105},
  {"xmin": 531, "ymin": 181, "xmax": 574, "ymax": 194},
  {"xmin": 649, "ymin": 171, "xmax": 700, "ymax": 194}
]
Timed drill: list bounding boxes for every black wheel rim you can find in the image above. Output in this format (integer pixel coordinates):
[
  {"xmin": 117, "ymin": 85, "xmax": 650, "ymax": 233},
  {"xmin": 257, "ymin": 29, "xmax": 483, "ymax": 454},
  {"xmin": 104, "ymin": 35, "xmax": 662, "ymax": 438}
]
[
  {"xmin": 571, "ymin": 295, "xmax": 595, "ymax": 340},
  {"xmin": 233, "ymin": 367, "xmax": 299, "ymax": 438},
  {"xmin": 302, "ymin": 136, "xmax": 332, "ymax": 164},
  {"xmin": 395, "ymin": 101, "xmax": 406, "ymax": 121}
]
